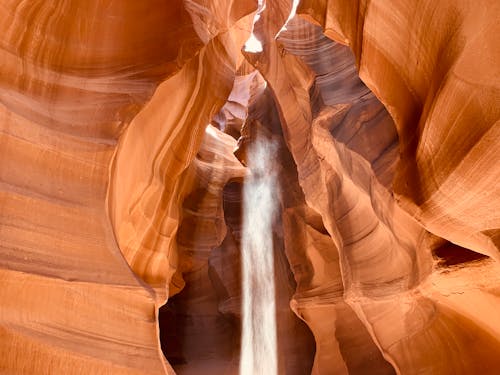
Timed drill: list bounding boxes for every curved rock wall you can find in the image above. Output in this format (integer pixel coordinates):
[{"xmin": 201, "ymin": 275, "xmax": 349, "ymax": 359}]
[
  {"xmin": 242, "ymin": 1, "xmax": 500, "ymax": 372},
  {"xmin": 278, "ymin": 17, "xmax": 399, "ymax": 189},
  {"xmin": 0, "ymin": 1, "xmax": 202, "ymax": 373},
  {"xmin": 0, "ymin": 0, "xmax": 254, "ymax": 373},
  {"xmin": 1, "ymin": 0, "xmax": 499, "ymax": 374},
  {"xmin": 298, "ymin": 0, "xmax": 500, "ymax": 259},
  {"xmin": 108, "ymin": 2, "xmax": 255, "ymax": 301}
]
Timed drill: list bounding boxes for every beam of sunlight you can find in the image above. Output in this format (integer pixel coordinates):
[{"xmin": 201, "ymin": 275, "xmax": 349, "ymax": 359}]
[{"xmin": 239, "ymin": 133, "xmax": 279, "ymax": 375}]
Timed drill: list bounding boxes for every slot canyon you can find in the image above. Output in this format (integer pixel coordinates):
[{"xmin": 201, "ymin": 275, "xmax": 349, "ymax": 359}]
[{"xmin": 0, "ymin": 0, "xmax": 499, "ymax": 374}]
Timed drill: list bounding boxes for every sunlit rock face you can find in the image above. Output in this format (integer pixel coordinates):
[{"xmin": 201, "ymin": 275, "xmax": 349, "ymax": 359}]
[
  {"xmin": 1, "ymin": 1, "xmax": 499, "ymax": 374},
  {"xmin": 298, "ymin": 0, "xmax": 500, "ymax": 260}
]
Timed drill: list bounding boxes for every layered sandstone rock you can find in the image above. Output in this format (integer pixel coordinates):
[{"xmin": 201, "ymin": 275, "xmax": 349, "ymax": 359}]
[
  {"xmin": 0, "ymin": 0, "xmax": 255, "ymax": 373},
  {"xmin": 0, "ymin": 0, "xmax": 499, "ymax": 374},
  {"xmin": 278, "ymin": 17, "xmax": 399, "ymax": 188},
  {"xmin": 298, "ymin": 0, "xmax": 500, "ymax": 260},
  {"xmin": 242, "ymin": 1, "xmax": 500, "ymax": 372}
]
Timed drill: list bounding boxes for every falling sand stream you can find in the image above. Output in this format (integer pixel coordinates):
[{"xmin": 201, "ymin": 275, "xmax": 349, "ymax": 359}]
[
  {"xmin": 239, "ymin": 1, "xmax": 301, "ymax": 372},
  {"xmin": 239, "ymin": 133, "xmax": 279, "ymax": 375}
]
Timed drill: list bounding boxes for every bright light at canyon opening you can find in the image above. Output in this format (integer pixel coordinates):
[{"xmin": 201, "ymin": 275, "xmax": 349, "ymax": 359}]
[
  {"xmin": 240, "ymin": 133, "xmax": 279, "ymax": 375},
  {"xmin": 244, "ymin": 33, "xmax": 263, "ymax": 53},
  {"xmin": 244, "ymin": 0, "xmax": 264, "ymax": 53}
]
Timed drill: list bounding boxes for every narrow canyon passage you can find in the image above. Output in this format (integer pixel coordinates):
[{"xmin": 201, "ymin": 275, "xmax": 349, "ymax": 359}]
[
  {"xmin": 157, "ymin": 72, "xmax": 317, "ymax": 374},
  {"xmin": 0, "ymin": 1, "xmax": 499, "ymax": 374},
  {"xmin": 155, "ymin": 9, "xmax": 500, "ymax": 375}
]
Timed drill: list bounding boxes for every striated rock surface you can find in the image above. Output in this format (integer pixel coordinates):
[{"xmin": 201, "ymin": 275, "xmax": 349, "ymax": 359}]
[
  {"xmin": 0, "ymin": 0, "xmax": 499, "ymax": 374},
  {"xmin": 108, "ymin": 3, "xmax": 255, "ymax": 301},
  {"xmin": 278, "ymin": 17, "xmax": 399, "ymax": 188},
  {"xmin": 0, "ymin": 0, "xmax": 255, "ymax": 373},
  {"xmin": 298, "ymin": 0, "xmax": 500, "ymax": 259},
  {"xmin": 243, "ymin": 1, "xmax": 500, "ymax": 372}
]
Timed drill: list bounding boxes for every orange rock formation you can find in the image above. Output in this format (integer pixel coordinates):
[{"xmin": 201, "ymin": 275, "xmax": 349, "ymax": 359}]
[{"xmin": 0, "ymin": 0, "xmax": 499, "ymax": 374}]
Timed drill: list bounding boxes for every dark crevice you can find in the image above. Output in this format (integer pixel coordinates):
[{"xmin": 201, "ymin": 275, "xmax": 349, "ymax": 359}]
[{"xmin": 433, "ymin": 241, "xmax": 488, "ymax": 267}]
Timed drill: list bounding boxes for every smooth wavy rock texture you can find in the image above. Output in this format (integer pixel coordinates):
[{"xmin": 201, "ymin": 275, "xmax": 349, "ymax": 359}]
[
  {"xmin": 298, "ymin": 0, "xmax": 500, "ymax": 260},
  {"xmin": 0, "ymin": 0, "xmax": 499, "ymax": 374}
]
